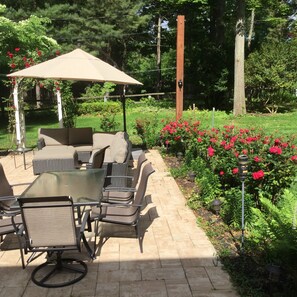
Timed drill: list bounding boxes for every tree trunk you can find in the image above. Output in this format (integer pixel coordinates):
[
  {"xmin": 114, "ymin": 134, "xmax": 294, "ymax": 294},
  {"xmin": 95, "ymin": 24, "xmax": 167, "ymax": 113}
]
[
  {"xmin": 36, "ymin": 84, "xmax": 41, "ymax": 108},
  {"xmin": 233, "ymin": 0, "xmax": 246, "ymax": 115},
  {"xmin": 156, "ymin": 15, "xmax": 162, "ymax": 96},
  {"xmin": 247, "ymin": 8, "xmax": 255, "ymax": 50}
]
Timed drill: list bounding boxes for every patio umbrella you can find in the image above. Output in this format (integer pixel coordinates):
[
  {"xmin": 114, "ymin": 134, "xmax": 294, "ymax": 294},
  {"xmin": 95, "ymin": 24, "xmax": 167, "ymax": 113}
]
[{"xmin": 7, "ymin": 48, "xmax": 142, "ymax": 147}]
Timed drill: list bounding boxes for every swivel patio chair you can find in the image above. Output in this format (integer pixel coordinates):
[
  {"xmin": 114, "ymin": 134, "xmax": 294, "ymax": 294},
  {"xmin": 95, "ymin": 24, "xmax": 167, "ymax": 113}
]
[
  {"xmin": 91, "ymin": 162, "xmax": 155, "ymax": 253},
  {"xmin": 16, "ymin": 196, "xmax": 90, "ymax": 288},
  {"xmin": 102, "ymin": 152, "xmax": 148, "ymax": 204}
]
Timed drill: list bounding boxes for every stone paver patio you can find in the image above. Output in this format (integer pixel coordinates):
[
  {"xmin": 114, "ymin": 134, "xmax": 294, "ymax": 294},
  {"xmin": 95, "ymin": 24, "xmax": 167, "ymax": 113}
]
[{"xmin": 0, "ymin": 149, "xmax": 239, "ymax": 297}]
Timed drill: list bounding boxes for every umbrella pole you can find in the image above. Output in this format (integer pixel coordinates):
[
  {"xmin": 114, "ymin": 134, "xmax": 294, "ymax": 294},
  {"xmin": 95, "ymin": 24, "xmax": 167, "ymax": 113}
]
[{"xmin": 122, "ymin": 86, "xmax": 127, "ymax": 132}]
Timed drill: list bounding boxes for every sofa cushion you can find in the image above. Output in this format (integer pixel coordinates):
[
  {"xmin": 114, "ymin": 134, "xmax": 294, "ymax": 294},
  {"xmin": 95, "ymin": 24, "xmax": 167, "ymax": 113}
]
[
  {"xmin": 110, "ymin": 133, "xmax": 128, "ymax": 163},
  {"xmin": 69, "ymin": 127, "xmax": 93, "ymax": 145},
  {"xmin": 92, "ymin": 133, "xmax": 115, "ymax": 149},
  {"xmin": 39, "ymin": 128, "xmax": 69, "ymax": 146}
]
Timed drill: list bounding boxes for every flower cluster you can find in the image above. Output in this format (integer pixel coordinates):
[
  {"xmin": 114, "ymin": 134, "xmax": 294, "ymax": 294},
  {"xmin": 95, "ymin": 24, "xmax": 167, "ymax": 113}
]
[
  {"xmin": 161, "ymin": 121, "xmax": 297, "ymax": 204},
  {"xmin": 7, "ymin": 47, "xmax": 61, "ymax": 86},
  {"xmin": 160, "ymin": 120, "xmax": 201, "ymax": 153}
]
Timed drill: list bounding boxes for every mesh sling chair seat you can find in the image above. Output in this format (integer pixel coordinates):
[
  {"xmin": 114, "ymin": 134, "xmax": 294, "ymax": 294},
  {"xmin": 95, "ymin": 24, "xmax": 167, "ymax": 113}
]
[
  {"xmin": 91, "ymin": 162, "xmax": 155, "ymax": 253},
  {"xmin": 16, "ymin": 196, "xmax": 90, "ymax": 288},
  {"xmin": 102, "ymin": 152, "xmax": 148, "ymax": 204}
]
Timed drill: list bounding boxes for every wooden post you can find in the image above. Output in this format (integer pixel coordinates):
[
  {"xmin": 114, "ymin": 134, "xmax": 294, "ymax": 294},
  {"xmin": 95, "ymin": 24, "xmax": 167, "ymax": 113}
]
[{"xmin": 176, "ymin": 15, "xmax": 185, "ymax": 121}]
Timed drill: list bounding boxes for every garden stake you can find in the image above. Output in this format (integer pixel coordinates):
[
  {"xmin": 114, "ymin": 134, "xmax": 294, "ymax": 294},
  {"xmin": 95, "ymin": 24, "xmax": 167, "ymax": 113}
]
[
  {"xmin": 241, "ymin": 179, "xmax": 245, "ymax": 251},
  {"xmin": 238, "ymin": 155, "xmax": 248, "ymax": 253}
]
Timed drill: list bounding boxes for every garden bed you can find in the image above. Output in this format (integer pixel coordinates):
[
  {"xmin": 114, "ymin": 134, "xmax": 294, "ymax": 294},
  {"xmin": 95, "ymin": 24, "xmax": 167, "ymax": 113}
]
[{"xmin": 163, "ymin": 154, "xmax": 296, "ymax": 297}]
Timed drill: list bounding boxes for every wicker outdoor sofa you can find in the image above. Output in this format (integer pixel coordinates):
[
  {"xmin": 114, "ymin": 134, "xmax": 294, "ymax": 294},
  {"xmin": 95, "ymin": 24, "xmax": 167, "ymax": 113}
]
[{"xmin": 32, "ymin": 128, "xmax": 132, "ymax": 183}]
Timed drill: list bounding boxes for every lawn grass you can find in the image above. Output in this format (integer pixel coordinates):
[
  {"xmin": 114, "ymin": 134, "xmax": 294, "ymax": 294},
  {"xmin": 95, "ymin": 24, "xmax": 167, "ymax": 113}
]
[{"xmin": 1, "ymin": 108, "xmax": 297, "ymax": 150}]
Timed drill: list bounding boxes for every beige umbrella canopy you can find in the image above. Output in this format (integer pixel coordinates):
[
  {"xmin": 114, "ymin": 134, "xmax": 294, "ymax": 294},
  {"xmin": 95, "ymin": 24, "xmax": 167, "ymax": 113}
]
[
  {"xmin": 7, "ymin": 49, "xmax": 142, "ymax": 147},
  {"xmin": 7, "ymin": 48, "xmax": 142, "ymax": 85}
]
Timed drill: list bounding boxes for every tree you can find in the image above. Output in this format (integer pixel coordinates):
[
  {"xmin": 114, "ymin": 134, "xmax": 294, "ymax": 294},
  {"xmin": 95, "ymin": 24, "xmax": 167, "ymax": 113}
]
[
  {"xmin": 0, "ymin": 4, "xmax": 59, "ymax": 148},
  {"xmin": 245, "ymin": 39, "xmax": 297, "ymax": 113},
  {"xmin": 233, "ymin": 0, "xmax": 246, "ymax": 115}
]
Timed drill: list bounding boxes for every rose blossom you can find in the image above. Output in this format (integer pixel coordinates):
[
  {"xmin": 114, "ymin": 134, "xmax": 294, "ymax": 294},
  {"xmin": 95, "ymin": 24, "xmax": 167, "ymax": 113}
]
[
  {"xmin": 252, "ymin": 170, "xmax": 265, "ymax": 180},
  {"xmin": 269, "ymin": 146, "xmax": 282, "ymax": 155},
  {"xmin": 254, "ymin": 156, "xmax": 261, "ymax": 162},
  {"xmin": 207, "ymin": 146, "xmax": 215, "ymax": 157},
  {"xmin": 232, "ymin": 168, "xmax": 239, "ymax": 174}
]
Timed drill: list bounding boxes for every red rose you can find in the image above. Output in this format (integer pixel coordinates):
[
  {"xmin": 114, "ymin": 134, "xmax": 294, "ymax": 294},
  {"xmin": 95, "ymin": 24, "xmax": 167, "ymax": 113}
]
[
  {"xmin": 232, "ymin": 168, "xmax": 239, "ymax": 174},
  {"xmin": 269, "ymin": 146, "xmax": 282, "ymax": 155},
  {"xmin": 252, "ymin": 170, "xmax": 265, "ymax": 180},
  {"xmin": 254, "ymin": 156, "xmax": 261, "ymax": 162},
  {"xmin": 207, "ymin": 146, "xmax": 215, "ymax": 157}
]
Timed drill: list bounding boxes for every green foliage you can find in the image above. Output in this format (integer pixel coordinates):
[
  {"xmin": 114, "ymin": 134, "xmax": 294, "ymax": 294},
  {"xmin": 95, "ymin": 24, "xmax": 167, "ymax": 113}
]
[
  {"xmin": 161, "ymin": 119, "xmax": 297, "ymax": 231},
  {"xmin": 77, "ymin": 101, "xmax": 121, "ymax": 115},
  {"xmin": 81, "ymin": 82, "xmax": 116, "ymax": 99},
  {"xmin": 60, "ymin": 82, "xmax": 77, "ymax": 128},
  {"xmin": 135, "ymin": 116, "xmax": 160, "ymax": 149},
  {"xmin": 221, "ymin": 188, "xmax": 254, "ymax": 229},
  {"xmin": 248, "ymin": 186, "xmax": 297, "ymax": 279},
  {"xmin": 245, "ymin": 40, "xmax": 297, "ymax": 113},
  {"xmin": 99, "ymin": 112, "xmax": 119, "ymax": 132}
]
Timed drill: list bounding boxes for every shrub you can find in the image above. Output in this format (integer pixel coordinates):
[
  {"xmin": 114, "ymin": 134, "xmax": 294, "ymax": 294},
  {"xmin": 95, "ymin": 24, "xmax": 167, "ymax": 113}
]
[
  {"xmin": 99, "ymin": 112, "xmax": 119, "ymax": 132},
  {"xmin": 135, "ymin": 117, "xmax": 160, "ymax": 148},
  {"xmin": 161, "ymin": 120, "xmax": 297, "ymax": 228},
  {"xmin": 159, "ymin": 119, "xmax": 201, "ymax": 154},
  {"xmin": 77, "ymin": 101, "xmax": 121, "ymax": 115}
]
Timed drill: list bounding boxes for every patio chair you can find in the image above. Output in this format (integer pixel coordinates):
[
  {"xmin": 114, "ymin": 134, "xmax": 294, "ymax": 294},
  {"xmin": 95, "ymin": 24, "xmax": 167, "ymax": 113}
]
[
  {"xmin": 0, "ymin": 162, "xmax": 31, "ymax": 247},
  {"xmin": 0, "ymin": 162, "xmax": 31, "ymax": 210},
  {"xmin": 102, "ymin": 152, "xmax": 147, "ymax": 204},
  {"xmin": 0, "ymin": 202, "xmax": 22, "ymax": 243},
  {"xmin": 91, "ymin": 162, "xmax": 155, "ymax": 253},
  {"xmin": 16, "ymin": 196, "xmax": 90, "ymax": 288},
  {"xmin": 86, "ymin": 145, "xmax": 110, "ymax": 169}
]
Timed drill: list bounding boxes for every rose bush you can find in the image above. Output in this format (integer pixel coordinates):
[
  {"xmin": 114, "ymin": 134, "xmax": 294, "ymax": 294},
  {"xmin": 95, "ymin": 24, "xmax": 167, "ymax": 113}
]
[
  {"xmin": 160, "ymin": 121, "xmax": 297, "ymax": 224},
  {"xmin": 159, "ymin": 119, "xmax": 201, "ymax": 153}
]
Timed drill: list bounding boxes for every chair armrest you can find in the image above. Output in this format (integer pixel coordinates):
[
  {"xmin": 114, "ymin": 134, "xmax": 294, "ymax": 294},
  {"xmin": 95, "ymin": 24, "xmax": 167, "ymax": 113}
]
[
  {"xmin": 10, "ymin": 182, "xmax": 32, "ymax": 188},
  {"xmin": 105, "ymin": 175, "xmax": 133, "ymax": 180},
  {"xmin": 103, "ymin": 187, "xmax": 136, "ymax": 193},
  {"xmin": 102, "ymin": 203, "xmax": 142, "ymax": 208},
  {"xmin": 0, "ymin": 195, "xmax": 19, "ymax": 201}
]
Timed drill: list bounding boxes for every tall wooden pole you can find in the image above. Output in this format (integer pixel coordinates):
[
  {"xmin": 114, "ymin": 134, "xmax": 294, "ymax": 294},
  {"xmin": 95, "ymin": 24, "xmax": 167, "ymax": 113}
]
[{"xmin": 176, "ymin": 15, "xmax": 185, "ymax": 121}]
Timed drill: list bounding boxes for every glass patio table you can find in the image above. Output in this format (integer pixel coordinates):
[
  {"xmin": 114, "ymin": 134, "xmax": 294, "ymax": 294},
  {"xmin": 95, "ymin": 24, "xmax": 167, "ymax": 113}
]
[{"xmin": 20, "ymin": 169, "xmax": 105, "ymax": 206}]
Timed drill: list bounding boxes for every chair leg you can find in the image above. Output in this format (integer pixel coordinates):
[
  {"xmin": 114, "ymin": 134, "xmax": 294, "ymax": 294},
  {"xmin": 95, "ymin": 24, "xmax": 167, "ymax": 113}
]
[
  {"xmin": 93, "ymin": 220, "xmax": 99, "ymax": 256},
  {"xmin": 135, "ymin": 224, "xmax": 143, "ymax": 253},
  {"xmin": 81, "ymin": 232, "xmax": 96, "ymax": 260},
  {"xmin": 16, "ymin": 232, "xmax": 26, "ymax": 269}
]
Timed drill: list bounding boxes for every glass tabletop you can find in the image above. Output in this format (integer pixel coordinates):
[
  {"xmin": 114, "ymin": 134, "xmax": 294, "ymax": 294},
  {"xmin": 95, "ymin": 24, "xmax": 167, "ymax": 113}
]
[{"xmin": 20, "ymin": 169, "xmax": 106, "ymax": 206}]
